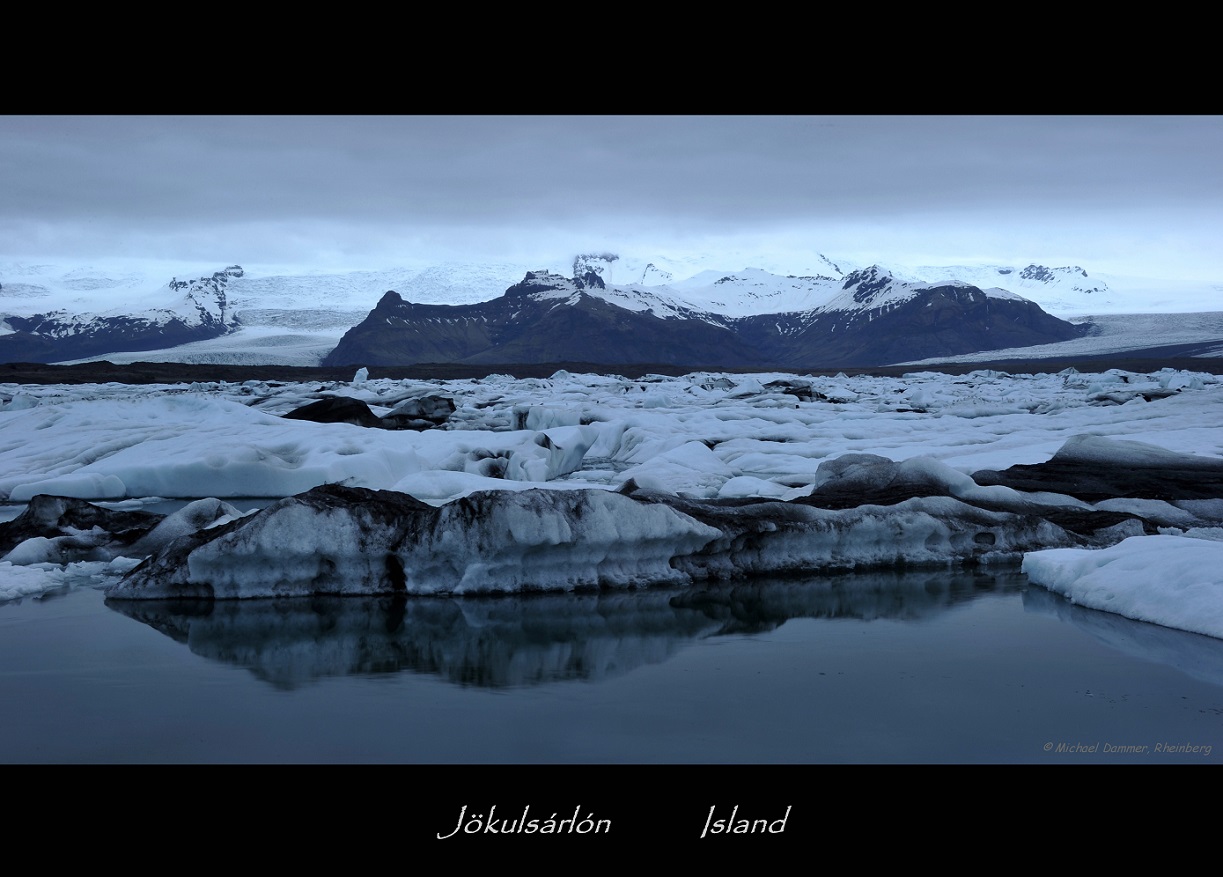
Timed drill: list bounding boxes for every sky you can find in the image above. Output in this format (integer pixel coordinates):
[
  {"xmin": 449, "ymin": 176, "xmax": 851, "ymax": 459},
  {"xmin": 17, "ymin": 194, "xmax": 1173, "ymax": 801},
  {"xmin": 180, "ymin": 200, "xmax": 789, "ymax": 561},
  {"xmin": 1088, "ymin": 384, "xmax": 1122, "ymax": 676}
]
[{"xmin": 3, "ymin": 115, "xmax": 1222, "ymax": 282}]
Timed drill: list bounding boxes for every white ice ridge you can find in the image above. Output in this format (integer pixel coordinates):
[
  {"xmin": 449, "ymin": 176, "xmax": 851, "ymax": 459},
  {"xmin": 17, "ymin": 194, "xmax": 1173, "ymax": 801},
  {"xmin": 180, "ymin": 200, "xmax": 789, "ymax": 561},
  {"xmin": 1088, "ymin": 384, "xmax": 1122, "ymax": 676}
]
[{"xmin": 1023, "ymin": 535, "xmax": 1223, "ymax": 639}]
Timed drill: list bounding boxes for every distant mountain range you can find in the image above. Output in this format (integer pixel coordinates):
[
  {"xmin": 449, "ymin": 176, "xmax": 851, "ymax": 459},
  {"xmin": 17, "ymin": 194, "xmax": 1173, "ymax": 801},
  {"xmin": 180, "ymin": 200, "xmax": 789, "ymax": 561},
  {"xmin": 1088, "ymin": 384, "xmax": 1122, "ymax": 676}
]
[
  {"xmin": 0, "ymin": 253, "xmax": 1217, "ymax": 368},
  {"xmin": 322, "ymin": 268, "xmax": 1084, "ymax": 368}
]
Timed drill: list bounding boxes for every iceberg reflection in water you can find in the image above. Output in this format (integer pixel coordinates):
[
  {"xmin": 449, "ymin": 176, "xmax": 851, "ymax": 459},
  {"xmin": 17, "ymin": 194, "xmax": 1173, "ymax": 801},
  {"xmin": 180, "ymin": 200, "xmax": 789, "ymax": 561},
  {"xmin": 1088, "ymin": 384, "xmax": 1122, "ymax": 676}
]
[
  {"xmin": 106, "ymin": 568, "xmax": 1024, "ymax": 691},
  {"xmin": 6, "ymin": 565, "xmax": 1223, "ymax": 763},
  {"xmin": 1023, "ymin": 584, "xmax": 1223, "ymax": 690}
]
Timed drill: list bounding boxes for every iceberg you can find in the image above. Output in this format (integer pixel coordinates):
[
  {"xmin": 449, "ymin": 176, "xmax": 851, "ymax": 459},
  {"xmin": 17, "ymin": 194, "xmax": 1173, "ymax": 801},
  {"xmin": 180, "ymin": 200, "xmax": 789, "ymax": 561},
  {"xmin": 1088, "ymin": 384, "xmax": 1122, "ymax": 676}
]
[
  {"xmin": 1023, "ymin": 535, "xmax": 1223, "ymax": 639},
  {"xmin": 109, "ymin": 479, "xmax": 1133, "ymax": 601}
]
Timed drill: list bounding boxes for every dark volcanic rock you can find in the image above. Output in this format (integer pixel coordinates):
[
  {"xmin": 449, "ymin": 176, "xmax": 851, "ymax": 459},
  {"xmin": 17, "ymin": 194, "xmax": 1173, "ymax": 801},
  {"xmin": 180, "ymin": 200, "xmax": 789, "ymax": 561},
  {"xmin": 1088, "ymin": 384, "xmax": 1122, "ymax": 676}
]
[
  {"xmin": 788, "ymin": 452, "xmax": 1154, "ymax": 538},
  {"xmin": 282, "ymin": 394, "xmax": 455, "ymax": 430},
  {"xmin": 0, "ymin": 494, "xmax": 164, "ymax": 561},
  {"xmin": 6, "ymin": 354, "xmax": 1221, "ymax": 387},
  {"xmin": 762, "ymin": 379, "xmax": 817, "ymax": 402},
  {"xmin": 972, "ymin": 435, "xmax": 1223, "ymax": 503},
  {"xmin": 974, "ymin": 459, "xmax": 1223, "ymax": 503},
  {"xmin": 795, "ymin": 453, "xmax": 954, "ymax": 510},
  {"xmin": 283, "ymin": 396, "xmax": 385, "ymax": 428},
  {"xmin": 380, "ymin": 394, "xmax": 456, "ymax": 429}
]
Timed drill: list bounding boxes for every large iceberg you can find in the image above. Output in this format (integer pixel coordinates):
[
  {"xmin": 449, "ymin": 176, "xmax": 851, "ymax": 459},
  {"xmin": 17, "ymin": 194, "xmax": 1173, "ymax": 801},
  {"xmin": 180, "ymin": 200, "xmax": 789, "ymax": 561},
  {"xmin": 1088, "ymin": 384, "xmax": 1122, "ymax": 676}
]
[
  {"xmin": 108, "ymin": 476, "xmax": 1137, "ymax": 601},
  {"xmin": 110, "ymin": 485, "xmax": 721, "ymax": 599}
]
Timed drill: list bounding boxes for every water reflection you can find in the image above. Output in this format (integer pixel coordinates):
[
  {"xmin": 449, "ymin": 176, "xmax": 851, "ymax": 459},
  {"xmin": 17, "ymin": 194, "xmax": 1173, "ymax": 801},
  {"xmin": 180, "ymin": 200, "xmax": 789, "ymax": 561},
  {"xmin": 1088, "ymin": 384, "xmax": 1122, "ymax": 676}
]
[
  {"xmin": 1023, "ymin": 585, "xmax": 1223, "ymax": 688},
  {"xmin": 670, "ymin": 567, "xmax": 1022, "ymax": 633},
  {"xmin": 106, "ymin": 568, "xmax": 1023, "ymax": 690}
]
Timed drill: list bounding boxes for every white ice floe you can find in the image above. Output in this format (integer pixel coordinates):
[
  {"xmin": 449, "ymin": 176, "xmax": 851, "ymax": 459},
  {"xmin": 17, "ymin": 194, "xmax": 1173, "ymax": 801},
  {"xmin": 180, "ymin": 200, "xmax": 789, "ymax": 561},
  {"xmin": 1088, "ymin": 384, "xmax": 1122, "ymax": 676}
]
[
  {"xmin": 0, "ymin": 557, "xmax": 141, "ymax": 602},
  {"xmin": 619, "ymin": 440, "xmax": 735, "ymax": 497},
  {"xmin": 5, "ymin": 367, "xmax": 1210, "ymax": 510},
  {"xmin": 1023, "ymin": 535, "xmax": 1223, "ymax": 639}
]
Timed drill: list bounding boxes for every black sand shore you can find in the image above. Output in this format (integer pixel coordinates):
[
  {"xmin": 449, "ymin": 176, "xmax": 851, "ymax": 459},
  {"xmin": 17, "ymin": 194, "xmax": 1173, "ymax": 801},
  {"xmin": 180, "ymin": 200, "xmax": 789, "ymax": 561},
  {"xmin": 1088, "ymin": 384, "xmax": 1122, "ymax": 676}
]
[{"xmin": 3, "ymin": 345, "xmax": 1222, "ymax": 386}]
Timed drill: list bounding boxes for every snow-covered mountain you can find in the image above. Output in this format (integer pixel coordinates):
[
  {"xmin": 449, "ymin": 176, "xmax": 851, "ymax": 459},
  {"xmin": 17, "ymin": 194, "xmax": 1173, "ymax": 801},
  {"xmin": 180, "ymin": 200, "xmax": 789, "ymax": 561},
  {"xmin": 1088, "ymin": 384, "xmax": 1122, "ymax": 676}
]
[
  {"xmin": 580, "ymin": 253, "xmax": 1222, "ymax": 319},
  {"xmin": 1, "ymin": 252, "xmax": 1219, "ymax": 366},
  {"xmin": 0, "ymin": 265, "xmax": 242, "ymax": 363},
  {"xmin": 0, "ymin": 261, "xmax": 536, "ymax": 366},
  {"xmin": 321, "ymin": 267, "xmax": 1084, "ymax": 368},
  {"xmin": 322, "ymin": 270, "xmax": 755, "ymax": 368}
]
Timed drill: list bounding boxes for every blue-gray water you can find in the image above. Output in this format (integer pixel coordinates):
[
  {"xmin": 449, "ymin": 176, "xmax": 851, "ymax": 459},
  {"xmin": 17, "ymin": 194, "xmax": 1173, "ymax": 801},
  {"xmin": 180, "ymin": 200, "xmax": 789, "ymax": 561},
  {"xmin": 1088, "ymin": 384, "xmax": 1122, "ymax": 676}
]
[{"xmin": 2, "ymin": 567, "xmax": 1221, "ymax": 764}]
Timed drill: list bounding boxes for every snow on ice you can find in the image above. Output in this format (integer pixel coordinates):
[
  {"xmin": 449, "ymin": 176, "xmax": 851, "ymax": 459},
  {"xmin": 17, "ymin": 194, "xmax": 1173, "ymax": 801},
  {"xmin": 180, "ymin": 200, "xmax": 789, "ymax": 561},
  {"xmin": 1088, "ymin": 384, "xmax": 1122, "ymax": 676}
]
[{"xmin": 1024, "ymin": 536, "xmax": 1223, "ymax": 639}]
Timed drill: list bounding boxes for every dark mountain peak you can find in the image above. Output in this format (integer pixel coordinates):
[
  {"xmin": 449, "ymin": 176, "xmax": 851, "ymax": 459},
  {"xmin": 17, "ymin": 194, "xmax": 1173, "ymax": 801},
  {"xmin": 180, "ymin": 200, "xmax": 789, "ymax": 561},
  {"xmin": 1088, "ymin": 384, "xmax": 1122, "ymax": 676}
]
[
  {"xmin": 574, "ymin": 270, "xmax": 605, "ymax": 290},
  {"xmin": 817, "ymin": 253, "xmax": 845, "ymax": 276},
  {"xmin": 168, "ymin": 264, "xmax": 243, "ymax": 293},
  {"xmin": 1019, "ymin": 264, "xmax": 1087, "ymax": 282},
  {"xmin": 502, "ymin": 269, "xmax": 604, "ymax": 297},
  {"xmin": 919, "ymin": 283, "xmax": 988, "ymax": 306},
  {"xmin": 376, "ymin": 290, "xmax": 406, "ymax": 308},
  {"xmin": 503, "ymin": 271, "xmax": 573, "ymax": 298},
  {"xmin": 842, "ymin": 265, "xmax": 895, "ymax": 304},
  {"xmin": 1020, "ymin": 265, "xmax": 1055, "ymax": 282}
]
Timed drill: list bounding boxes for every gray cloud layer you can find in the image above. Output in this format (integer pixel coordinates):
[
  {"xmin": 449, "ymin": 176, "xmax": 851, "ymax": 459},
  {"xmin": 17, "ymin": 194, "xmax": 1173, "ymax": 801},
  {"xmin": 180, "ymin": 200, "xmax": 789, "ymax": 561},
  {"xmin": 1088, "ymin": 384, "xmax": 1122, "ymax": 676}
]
[{"xmin": 3, "ymin": 115, "xmax": 1221, "ymax": 278}]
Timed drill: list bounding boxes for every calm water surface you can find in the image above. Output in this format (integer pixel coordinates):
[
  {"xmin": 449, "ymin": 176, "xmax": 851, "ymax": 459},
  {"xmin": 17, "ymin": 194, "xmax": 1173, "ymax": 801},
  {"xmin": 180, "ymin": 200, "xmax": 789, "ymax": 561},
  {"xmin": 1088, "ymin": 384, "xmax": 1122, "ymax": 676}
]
[{"xmin": 2, "ymin": 567, "xmax": 1221, "ymax": 764}]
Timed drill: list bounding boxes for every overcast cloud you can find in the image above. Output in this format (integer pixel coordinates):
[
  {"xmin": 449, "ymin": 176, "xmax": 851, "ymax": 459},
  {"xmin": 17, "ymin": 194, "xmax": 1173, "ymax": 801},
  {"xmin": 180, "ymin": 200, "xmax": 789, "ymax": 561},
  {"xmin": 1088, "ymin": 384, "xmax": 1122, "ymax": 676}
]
[{"xmin": 2, "ymin": 115, "xmax": 1220, "ymax": 281}]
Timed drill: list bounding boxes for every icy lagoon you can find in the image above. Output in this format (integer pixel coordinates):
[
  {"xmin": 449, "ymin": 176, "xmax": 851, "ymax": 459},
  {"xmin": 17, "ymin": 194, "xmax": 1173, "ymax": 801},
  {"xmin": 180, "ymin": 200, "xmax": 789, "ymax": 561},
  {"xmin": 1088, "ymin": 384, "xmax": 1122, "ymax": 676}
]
[
  {"xmin": 3, "ymin": 570, "xmax": 1222, "ymax": 763},
  {"xmin": 2, "ymin": 366, "xmax": 1223, "ymax": 762}
]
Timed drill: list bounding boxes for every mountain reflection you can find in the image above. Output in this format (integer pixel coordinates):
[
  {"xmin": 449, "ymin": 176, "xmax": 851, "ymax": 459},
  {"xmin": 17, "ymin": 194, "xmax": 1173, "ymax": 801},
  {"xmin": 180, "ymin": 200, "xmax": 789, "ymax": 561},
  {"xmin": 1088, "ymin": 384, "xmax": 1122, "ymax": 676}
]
[{"xmin": 106, "ymin": 569, "xmax": 1021, "ymax": 690}]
